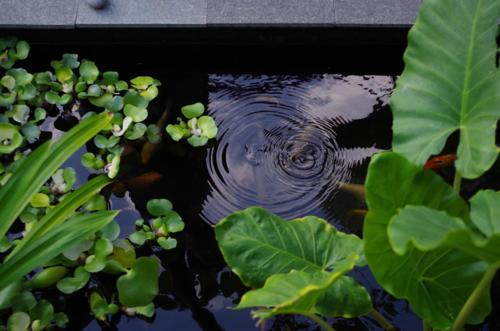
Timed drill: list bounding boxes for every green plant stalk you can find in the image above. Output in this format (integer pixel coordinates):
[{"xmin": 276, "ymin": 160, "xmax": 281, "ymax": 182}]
[
  {"xmin": 303, "ymin": 313, "xmax": 335, "ymax": 331},
  {"xmin": 453, "ymin": 170, "xmax": 462, "ymax": 193},
  {"xmin": 423, "ymin": 321, "xmax": 432, "ymax": 331},
  {"xmin": 9, "ymin": 175, "xmax": 111, "ymax": 258},
  {"xmin": 369, "ymin": 308, "xmax": 396, "ymax": 331},
  {"xmin": 451, "ymin": 262, "xmax": 500, "ymax": 331}
]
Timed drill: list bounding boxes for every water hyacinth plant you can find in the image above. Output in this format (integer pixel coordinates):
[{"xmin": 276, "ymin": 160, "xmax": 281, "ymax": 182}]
[
  {"xmin": 0, "ymin": 37, "xmax": 187, "ymax": 330},
  {"xmin": 166, "ymin": 102, "xmax": 218, "ymax": 147}
]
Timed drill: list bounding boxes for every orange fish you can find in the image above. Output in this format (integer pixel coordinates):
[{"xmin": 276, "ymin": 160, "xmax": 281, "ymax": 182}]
[{"xmin": 424, "ymin": 154, "xmax": 457, "ymax": 170}]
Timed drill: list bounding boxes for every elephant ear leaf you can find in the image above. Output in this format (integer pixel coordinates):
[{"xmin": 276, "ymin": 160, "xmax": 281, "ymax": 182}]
[
  {"xmin": 391, "ymin": 0, "xmax": 500, "ymax": 179},
  {"xmin": 364, "ymin": 152, "xmax": 490, "ymax": 329},
  {"xmin": 388, "ymin": 190, "xmax": 500, "ymax": 264}
]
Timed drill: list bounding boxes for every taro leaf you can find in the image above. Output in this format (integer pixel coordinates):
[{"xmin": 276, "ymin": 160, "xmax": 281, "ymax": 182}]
[
  {"xmin": 388, "ymin": 190, "xmax": 500, "ymax": 264},
  {"xmin": 181, "ymin": 102, "xmax": 205, "ymax": 119},
  {"xmin": 215, "ymin": 207, "xmax": 364, "ymax": 288},
  {"xmin": 236, "ymin": 262, "xmax": 356, "ymax": 323},
  {"xmin": 315, "ymin": 276, "xmax": 372, "ymax": 318},
  {"xmin": 79, "ymin": 60, "xmax": 99, "ymax": 84},
  {"xmin": 157, "ymin": 237, "xmax": 177, "ymax": 250},
  {"xmin": 147, "ymin": 199, "xmax": 172, "ymax": 216},
  {"xmin": 364, "ymin": 152, "xmax": 490, "ymax": 329},
  {"xmin": 7, "ymin": 312, "xmax": 30, "ymax": 331},
  {"xmin": 117, "ymin": 257, "xmax": 160, "ymax": 307},
  {"xmin": 57, "ymin": 266, "xmax": 90, "ymax": 294},
  {"xmin": 390, "ymin": 0, "xmax": 500, "ymax": 179}
]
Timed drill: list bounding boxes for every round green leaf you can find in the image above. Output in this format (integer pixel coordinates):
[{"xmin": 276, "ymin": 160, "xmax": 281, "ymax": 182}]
[
  {"xmin": 102, "ymin": 71, "xmax": 119, "ymax": 85},
  {"xmin": 30, "ymin": 193, "xmax": 50, "ymax": 208},
  {"xmin": 83, "ymin": 194, "xmax": 107, "ymax": 211},
  {"xmin": 0, "ymin": 124, "xmax": 21, "ymax": 154},
  {"xmin": 55, "ymin": 66, "xmax": 73, "ymax": 83},
  {"xmin": 125, "ymin": 123, "xmax": 147, "ymax": 140},
  {"xmin": 147, "ymin": 199, "xmax": 172, "ymax": 216},
  {"xmin": 157, "ymin": 237, "xmax": 177, "ymax": 250},
  {"xmin": 198, "ymin": 115, "xmax": 218, "ymax": 139},
  {"xmin": 1, "ymin": 75, "xmax": 15, "ymax": 90},
  {"xmin": 11, "ymin": 292, "xmax": 36, "ymax": 312},
  {"xmin": 21, "ymin": 123, "xmax": 40, "ymax": 143},
  {"xmin": 79, "ymin": 60, "xmax": 99, "ymax": 84},
  {"xmin": 124, "ymin": 104, "xmax": 148, "ymax": 122},
  {"xmin": 14, "ymin": 41, "xmax": 30, "ymax": 60},
  {"xmin": 129, "ymin": 230, "xmax": 149, "ymax": 246},
  {"xmin": 7, "ymin": 312, "xmax": 30, "ymax": 331},
  {"xmin": 187, "ymin": 135, "xmax": 208, "ymax": 147},
  {"xmin": 56, "ymin": 266, "xmax": 90, "ymax": 294},
  {"xmin": 181, "ymin": 102, "xmax": 205, "ymax": 119},
  {"xmin": 117, "ymin": 257, "xmax": 160, "ymax": 307},
  {"xmin": 166, "ymin": 124, "xmax": 187, "ymax": 142},
  {"xmin": 30, "ymin": 267, "xmax": 69, "ymax": 289},
  {"xmin": 164, "ymin": 211, "xmax": 184, "ymax": 233},
  {"xmin": 131, "ymin": 76, "xmax": 154, "ymax": 90}
]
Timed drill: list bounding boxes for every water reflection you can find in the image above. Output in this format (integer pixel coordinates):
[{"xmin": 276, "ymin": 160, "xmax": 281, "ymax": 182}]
[{"xmin": 202, "ymin": 74, "xmax": 393, "ymax": 226}]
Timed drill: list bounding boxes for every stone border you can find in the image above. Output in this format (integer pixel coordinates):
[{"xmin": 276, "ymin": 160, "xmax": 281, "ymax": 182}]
[{"xmin": 0, "ymin": 0, "xmax": 422, "ymax": 29}]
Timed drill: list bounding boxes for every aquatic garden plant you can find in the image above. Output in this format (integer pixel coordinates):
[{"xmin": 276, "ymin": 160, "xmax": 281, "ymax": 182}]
[
  {"xmin": 0, "ymin": 37, "xmax": 193, "ymax": 330},
  {"xmin": 215, "ymin": 0, "xmax": 500, "ymax": 330},
  {"xmin": 363, "ymin": 0, "xmax": 500, "ymax": 330},
  {"xmin": 166, "ymin": 102, "xmax": 218, "ymax": 147}
]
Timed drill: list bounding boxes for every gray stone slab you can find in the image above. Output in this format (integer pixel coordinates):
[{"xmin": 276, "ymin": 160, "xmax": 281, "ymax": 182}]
[
  {"xmin": 0, "ymin": 0, "xmax": 78, "ymax": 28},
  {"xmin": 207, "ymin": 0, "xmax": 334, "ymax": 26},
  {"xmin": 335, "ymin": 0, "xmax": 422, "ymax": 26},
  {"xmin": 76, "ymin": 0, "xmax": 206, "ymax": 27}
]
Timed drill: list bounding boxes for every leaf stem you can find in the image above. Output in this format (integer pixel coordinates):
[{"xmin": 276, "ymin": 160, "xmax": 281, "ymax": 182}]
[
  {"xmin": 304, "ymin": 313, "xmax": 336, "ymax": 331},
  {"xmin": 451, "ymin": 262, "xmax": 500, "ymax": 331},
  {"xmin": 369, "ymin": 308, "xmax": 396, "ymax": 331},
  {"xmin": 453, "ymin": 170, "xmax": 461, "ymax": 192},
  {"xmin": 423, "ymin": 321, "xmax": 432, "ymax": 331}
]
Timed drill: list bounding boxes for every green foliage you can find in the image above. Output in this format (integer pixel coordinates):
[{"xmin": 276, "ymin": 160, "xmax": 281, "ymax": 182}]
[
  {"xmin": 215, "ymin": 207, "xmax": 371, "ymax": 325},
  {"xmin": 116, "ymin": 257, "xmax": 160, "ymax": 307},
  {"xmin": 391, "ymin": 0, "xmax": 500, "ymax": 179},
  {"xmin": 362, "ymin": 0, "xmax": 500, "ymax": 329},
  {"xmin": 128, "ymin": 198, "xmax": 184, "ymax": 250},
  {"xmin": 364, "ymin": 153, "xmax": 490, "ymax": 329},
  {"xmin": 166, "ymin": 102, "xmax": 218, "ymax": 147}
]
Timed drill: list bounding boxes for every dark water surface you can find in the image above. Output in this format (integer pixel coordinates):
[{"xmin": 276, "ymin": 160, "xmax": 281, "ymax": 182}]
[
  {"xmin": 27, "ymin": 70, "xmax": 498, "ymax": 331},
  {"xmin": 81, "ymin": 73, "xmax": 425, "ymax": 331}
]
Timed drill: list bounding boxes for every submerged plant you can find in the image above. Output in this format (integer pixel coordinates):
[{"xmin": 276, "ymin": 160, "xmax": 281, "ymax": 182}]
[{"xmin": 166, "ymin": 102, "xmax": 218, "ymax": 147}]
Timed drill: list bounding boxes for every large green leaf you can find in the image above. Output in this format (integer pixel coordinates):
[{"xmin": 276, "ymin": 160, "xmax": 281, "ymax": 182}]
[
  {"xmin": 388, "ymin": 190, "xmax": 500, "ymax": 264},
  {"xmin": 364, "ymin": 152, "xmax": 490, "ymax": 329},
  {"xmin": 0, "ymin": 211, "xmax": 117, "ymax": 290},
  {"xmin": 0, "ymin": 112, "xmax": 113, "ymax": 238},
  {"xmin": 215, "ymin": 207, "xmax": 364, "ymax": 287},
  {"xmin": 236, "ymin": 265, "xmax": 353, "ymax": 323},
  {"xmin": 391, "ymin": 0, "xmax": 500, "ymax": 179},
  {"xmin": 117, "ymin": 257, "xmax": 159, "ymax": 307}
]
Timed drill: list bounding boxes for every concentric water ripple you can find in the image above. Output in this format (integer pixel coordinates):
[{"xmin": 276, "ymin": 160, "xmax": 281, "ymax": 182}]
[{"xmin": 201, "ymin": 74, "xmax": 394, "ymax": 225}]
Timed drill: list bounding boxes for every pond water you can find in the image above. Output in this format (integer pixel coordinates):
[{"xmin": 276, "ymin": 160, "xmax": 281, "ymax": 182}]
[
  {"xmin": 24, "ymin": 65, "xmax": 499, "ymax": 331},
  {"xmin": 74, "ymin": 73, "xmax": 424, "ymax": 331}
]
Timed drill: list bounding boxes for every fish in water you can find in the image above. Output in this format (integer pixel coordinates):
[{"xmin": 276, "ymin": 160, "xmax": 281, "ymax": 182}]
[{"xmin": 424, "ymin": 153, "xmax": 457, "ymax": 170}]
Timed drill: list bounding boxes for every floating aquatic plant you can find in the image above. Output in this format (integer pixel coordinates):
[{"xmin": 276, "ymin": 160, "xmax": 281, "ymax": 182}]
[{"xmin": 166, "ymin": 102, "xmax": 218, "ymax": 147}]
